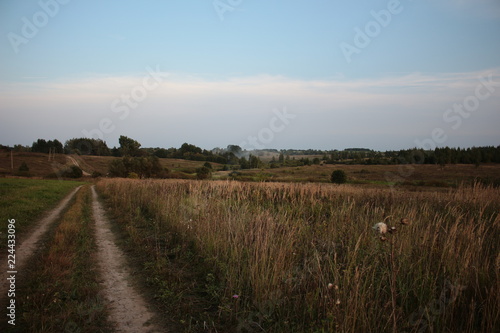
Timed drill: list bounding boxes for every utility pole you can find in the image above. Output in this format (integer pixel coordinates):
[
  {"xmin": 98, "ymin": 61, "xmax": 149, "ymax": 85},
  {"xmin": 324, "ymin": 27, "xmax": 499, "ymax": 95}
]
[{"xmin": 11, "ymin": 149, "xmax": 14, "ymax": 170}]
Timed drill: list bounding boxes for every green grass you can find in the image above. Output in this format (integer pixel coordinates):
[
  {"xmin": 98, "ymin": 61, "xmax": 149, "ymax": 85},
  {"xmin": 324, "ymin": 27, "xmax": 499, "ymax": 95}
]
[
  {"xmin": 0, "ymin": 178, "xmax": 85, "ymax": 249},
  {"xmin": 96, "ymin": 179, "xmax": 500, "ymax": 332}
]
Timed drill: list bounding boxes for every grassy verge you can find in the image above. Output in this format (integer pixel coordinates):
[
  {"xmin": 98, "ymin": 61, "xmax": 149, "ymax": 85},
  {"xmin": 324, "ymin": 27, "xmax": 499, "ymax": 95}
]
[
  {"xmin": 4, "ymin": 186, "xmax": 111, "ymax": 332},
  {"xmin": 0, "ymin": 178, "xmax": 85, "ymax": 250},
  {"xmin": 97, "ymin": 179, "xmax": 500, "ymax": 332}
]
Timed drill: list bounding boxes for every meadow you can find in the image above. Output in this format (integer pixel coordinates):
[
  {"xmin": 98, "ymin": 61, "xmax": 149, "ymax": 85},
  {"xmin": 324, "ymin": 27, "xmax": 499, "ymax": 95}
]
[
  {"xmin": 0, "ymin": 178, "xmax": 84, "ymax": 249},
  {"xmin": 96, "ymin": 178, "xmax": 500, "ymax": 332}
]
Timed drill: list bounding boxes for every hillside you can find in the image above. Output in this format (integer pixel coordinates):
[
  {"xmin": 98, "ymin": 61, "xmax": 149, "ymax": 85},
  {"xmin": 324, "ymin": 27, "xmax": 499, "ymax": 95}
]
[{"xmin": 0, "ymin": 152, "xmax": 213, "ymax": 178}]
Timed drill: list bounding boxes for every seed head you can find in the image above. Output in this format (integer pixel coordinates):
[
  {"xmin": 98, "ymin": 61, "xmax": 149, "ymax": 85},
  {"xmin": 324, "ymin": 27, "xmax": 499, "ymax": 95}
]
[{"xmin": 373, "ymin": 222, "xmax": 388, "ymax": 234}]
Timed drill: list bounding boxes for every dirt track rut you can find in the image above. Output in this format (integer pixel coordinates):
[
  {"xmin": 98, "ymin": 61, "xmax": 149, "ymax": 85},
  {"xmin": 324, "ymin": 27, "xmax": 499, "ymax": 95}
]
[
  {"xmin": 91, "ymin": 185, "xmax": 161, "ymax": 332},
  {"xmin": 0, "ymin": 186, "xmax": 82, "ymax": 300}
]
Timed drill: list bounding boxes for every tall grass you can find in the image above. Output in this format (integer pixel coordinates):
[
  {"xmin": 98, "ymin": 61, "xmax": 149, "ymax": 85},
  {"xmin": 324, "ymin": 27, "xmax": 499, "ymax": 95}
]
[{"xmin": 97, "ymin": 179, "xmax": 500, "ymax": 332}]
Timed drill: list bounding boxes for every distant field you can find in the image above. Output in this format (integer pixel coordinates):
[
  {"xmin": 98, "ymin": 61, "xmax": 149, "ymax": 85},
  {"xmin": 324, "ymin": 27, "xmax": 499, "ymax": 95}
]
[
  {"xmin": 2, "ymin": 152, "xmax": 499, "ymax": 188},
  {"xmin": 214, "ymin": 163, "xmax": 500, "ymax": 187},
  {"xmin": 0, "ymin": 178, "xmax": 84, "ymax": 249}
]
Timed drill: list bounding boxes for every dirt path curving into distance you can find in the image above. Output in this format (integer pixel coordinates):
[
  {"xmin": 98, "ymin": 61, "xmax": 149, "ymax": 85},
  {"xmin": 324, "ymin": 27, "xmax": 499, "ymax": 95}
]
[
  {"xmin": 0, "ymin": 186, "xmax": 83, "ymax": 299},
  {"xmin": 67, "ymin": 155, "xmax": 91, "ymax": 176},
  {"xmin": 91, "ymin": 185, "xmax": 162, "ymax": 333}
]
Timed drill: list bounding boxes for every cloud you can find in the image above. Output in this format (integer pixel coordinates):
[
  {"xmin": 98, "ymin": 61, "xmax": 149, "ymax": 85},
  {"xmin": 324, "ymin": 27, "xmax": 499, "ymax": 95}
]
[{"xmin": 1, "ymin": 69, "xmax": 499, "ymax": 150}]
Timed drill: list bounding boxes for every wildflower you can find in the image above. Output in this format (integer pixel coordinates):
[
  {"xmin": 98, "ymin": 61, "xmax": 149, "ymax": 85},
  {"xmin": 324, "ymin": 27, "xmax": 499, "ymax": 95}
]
[
  {"xmin": 328, "ymin": 283, "xmax": 334, "ymax": 290},
  {"xmin": 335, "ymin": 299, "xmax": 341, "ymax": 305},
  {"xmin": 232, "ymin": 294, "xmax": 239, "ymax": 299},
  {"xmin": 372, "ymin": 222, "xmax": 388, "ymax": 234}
]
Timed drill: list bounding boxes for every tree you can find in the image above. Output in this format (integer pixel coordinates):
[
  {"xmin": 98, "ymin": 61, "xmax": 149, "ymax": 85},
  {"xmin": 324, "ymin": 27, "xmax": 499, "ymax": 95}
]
[
  {"xmin": 108, "ymin": 156, "xmax": 167, "ymax": 178},
  {"xmin": 227, "ymin": 145, "xmax": 243, "ymax": 157},
  {"xmin": 119, "ymin": 135, "xmax": 142, "ymax": 157},
  {"xmin": 331, "ymin": 170, "xmax": 347, "ymax": 184},
  {"xmin": 65, "ymin": 138, "xmax": 111, "ymax": 156},
  {"xmin": 63, "ymin": 166, "xmax": 83, "ymax": 178},
  {"xmin": 249, "ymin": 155, "xmax": 262, "ymax": 169}
]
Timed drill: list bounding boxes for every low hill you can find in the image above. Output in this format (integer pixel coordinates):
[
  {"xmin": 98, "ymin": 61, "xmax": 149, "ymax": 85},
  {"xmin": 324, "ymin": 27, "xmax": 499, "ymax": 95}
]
[{"xmin": 0, "ymin": 152, "xmax": 215, "ymax": 178}]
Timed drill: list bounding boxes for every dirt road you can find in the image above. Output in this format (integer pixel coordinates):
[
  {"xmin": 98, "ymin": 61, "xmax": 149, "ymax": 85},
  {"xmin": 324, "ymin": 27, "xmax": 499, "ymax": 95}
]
[
  {"xmin": 66, "ymin": 155, "xmax": 91, "ymax": 176},
  {"xmin": 0, "ymin": 186, "xmax": 82, "ymax": 300},
  {"xmin": 91, "ymin": 186, "xmax": 162, "ymax": 332}
]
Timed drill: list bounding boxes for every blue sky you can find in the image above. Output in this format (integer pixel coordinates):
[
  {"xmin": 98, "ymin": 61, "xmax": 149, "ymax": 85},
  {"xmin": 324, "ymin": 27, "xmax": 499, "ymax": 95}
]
[{"xmin": 1, "ymin": 0, "xmax": 499, "ymax": 150}]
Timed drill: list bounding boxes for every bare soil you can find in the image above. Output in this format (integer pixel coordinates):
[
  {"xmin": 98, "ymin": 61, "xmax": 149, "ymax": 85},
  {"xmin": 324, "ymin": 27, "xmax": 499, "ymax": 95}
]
[{"xmin": 91, "ymin": 185, "xmax": 163, "ymax": 332}]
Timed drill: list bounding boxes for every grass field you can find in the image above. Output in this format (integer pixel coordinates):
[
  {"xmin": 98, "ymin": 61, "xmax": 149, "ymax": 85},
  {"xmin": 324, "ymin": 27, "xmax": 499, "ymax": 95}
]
[
  {"xmin": 0, "ymin": 152, "xmax": 68, "ymax": 178},
  {"xmin": 96, "ymin": 178, "xmax": 500, "ymax": 332},
  {"xmin": 214, "ymin": 163, "xmax": 500, "ymax": 187},
  {"xmin": 3, "ymin": 151, "xmax": 500, "ymax": 189},
  {"xmin": 0, "ymin": 178, "xmax": 85, "ymax": 250}
]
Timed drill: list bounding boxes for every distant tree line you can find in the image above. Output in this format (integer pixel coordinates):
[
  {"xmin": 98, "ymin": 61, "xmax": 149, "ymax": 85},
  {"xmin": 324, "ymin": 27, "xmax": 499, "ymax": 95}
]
[
  {"xmin": 31, "ymin": 139, "xmax": 64, "ymax": 154},
  {"xmin": 9, "ymin": 137, "xmax": 500, "ymax": 170}
]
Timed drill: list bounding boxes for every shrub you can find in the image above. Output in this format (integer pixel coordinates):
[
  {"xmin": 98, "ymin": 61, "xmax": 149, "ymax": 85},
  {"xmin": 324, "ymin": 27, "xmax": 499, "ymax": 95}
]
[
  {"xmin": 18, "ymin": 162, "xmax": 29, "ymax": 172},
  {"xmin": 91, "ymin": 171, "xmax": 103, "ymax": 178},
  {"xmin": 196, "ymin": 166, "xmax": 212, "ymax": 180},
  {"xmin": 128, "ymin": 172, "xmax": 139, "ymax": 179},
  {"xmin": 330, "ymin": 169, "xmax": 347, "ymax": 184},
  {"xmin": 63, "ymin": 166, "xmax": 83, "ymax": 178},
  {"xmin": 16, "ymin": 162, "xmax": 31, "ymax": 177}
]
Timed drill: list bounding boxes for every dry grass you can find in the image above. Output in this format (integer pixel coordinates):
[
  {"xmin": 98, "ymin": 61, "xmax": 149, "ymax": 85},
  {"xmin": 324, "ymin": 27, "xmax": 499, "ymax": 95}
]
[
  {"xmin": 0, "ymin": 152, "xmax": 67, "ymax": 177},
  {"xmin": 214, "ymin": 163, "xmax": 500, "ymax": 186},
  {"xmin": 96, "ymin": 179, "xmax": 500, "ymax": 332}
]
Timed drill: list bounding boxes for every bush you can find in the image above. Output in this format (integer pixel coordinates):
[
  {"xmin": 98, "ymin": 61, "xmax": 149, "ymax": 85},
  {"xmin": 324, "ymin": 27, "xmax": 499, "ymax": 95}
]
[
  {"xmin": 18, "ymin": 162, "xmax": 29, "ymax": 172},
  {"xmin": 91, "ymin": 171, "xmax": 103, "ymax": 178},
  {"xmin": 196, "ymin": 166, "xmax": 212, "ymax": 180},
  {"xmin": 63, "ymin": 166, "xmax": 83, "ymax": 178},
  {"xmin": 108, "ymin": 156, "xmax": 165, "ymax": 178},
  {"xmin": 128, "ymin": 172, "xmax": 139, "ymax": 179},
  {"xmin": 16, "ymin": 162, "xmax": 31, "ymax": 177},
  {"xmin": 331, "ymin": 169, "xmax": 347, "ymax": 184}
]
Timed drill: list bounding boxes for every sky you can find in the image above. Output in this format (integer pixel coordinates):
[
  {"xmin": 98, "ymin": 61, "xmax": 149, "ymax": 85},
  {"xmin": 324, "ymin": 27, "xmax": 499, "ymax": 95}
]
[{"xmin": 1, "ymin": 0, "xmax": 499, "ymax": 151}]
